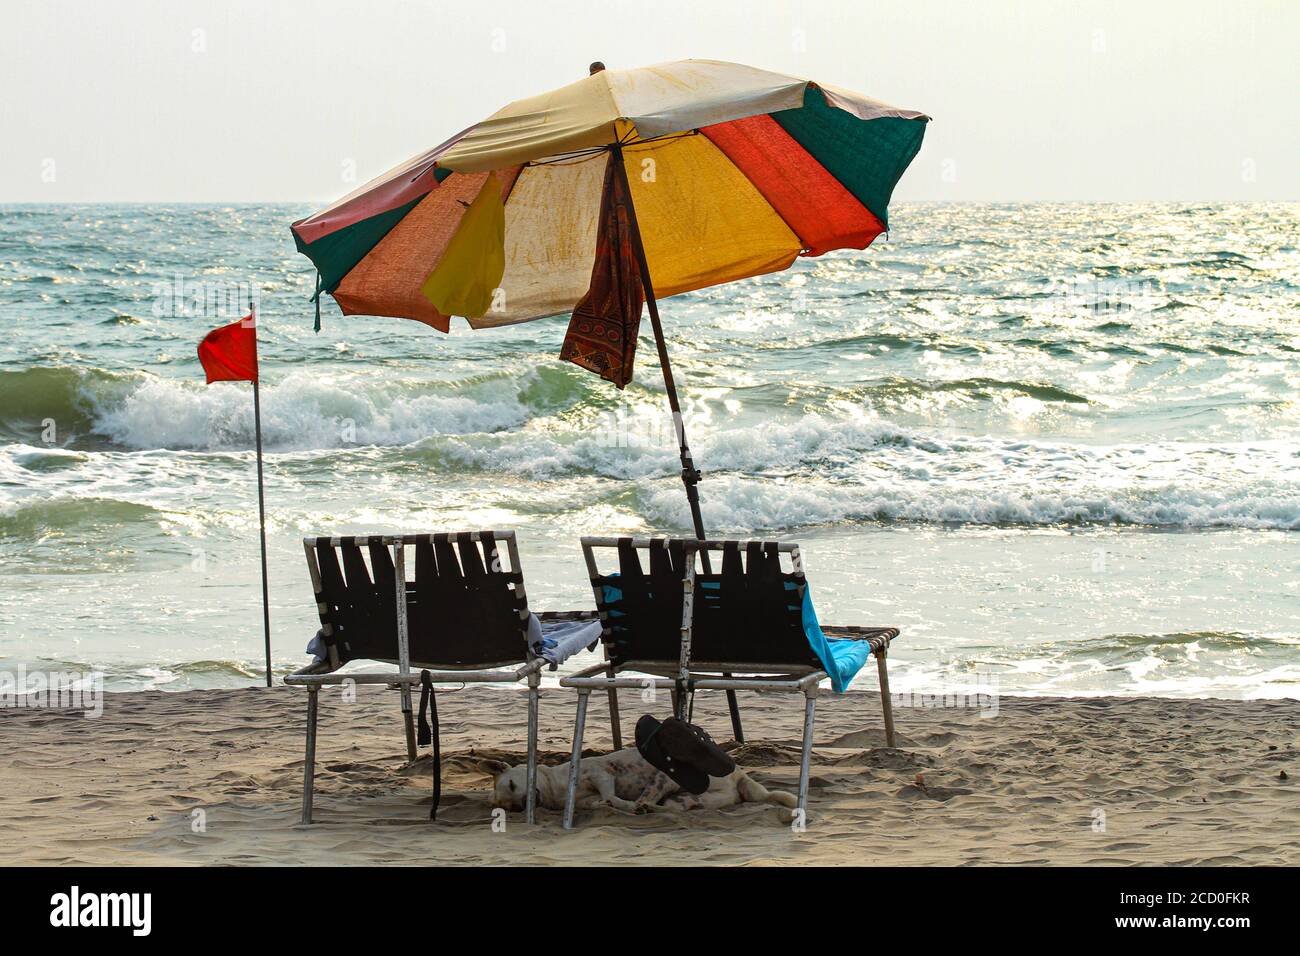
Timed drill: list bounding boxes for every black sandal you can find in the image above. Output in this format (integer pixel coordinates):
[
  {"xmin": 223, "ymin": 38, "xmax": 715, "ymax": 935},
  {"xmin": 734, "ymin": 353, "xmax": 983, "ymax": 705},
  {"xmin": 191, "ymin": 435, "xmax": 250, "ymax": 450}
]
[{"xmin": 635, "ymin": 714, "xmax": 735, "ymax": 794}]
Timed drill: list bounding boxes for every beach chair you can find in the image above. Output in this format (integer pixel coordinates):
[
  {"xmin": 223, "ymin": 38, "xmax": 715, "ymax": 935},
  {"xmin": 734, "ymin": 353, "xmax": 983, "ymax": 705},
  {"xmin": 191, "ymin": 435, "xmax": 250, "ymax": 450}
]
[
  {"xmin": 558, "ymin": 536, "xmax": 899, "ymax": 828},
  {"xmin": 284, "ymin": 530, "xmax": 547, "ymax": 824}
]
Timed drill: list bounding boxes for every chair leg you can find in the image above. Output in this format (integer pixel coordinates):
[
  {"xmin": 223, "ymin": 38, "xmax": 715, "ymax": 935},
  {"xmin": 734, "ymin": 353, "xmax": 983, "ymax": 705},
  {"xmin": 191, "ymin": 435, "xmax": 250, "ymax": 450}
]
[
  {"xmin": 606, "ymin": 679, "xmax": 622, "ymax": 751},
  {"xmin": 601, "ymin": 644, "xmax": 623, "ymax": 751},
  {"xmin": 302, "ymin": 686, "xmax": 319, "ymax": 825},
  {"xmin": 400, "ymin": 684, "xmax": 417, "ymax": 763},
  {"xmin": 526, "ymin": 678, "xmax": 540, "ymax": 825},
  {"xmin": 563, "ymin": 690, "xmax": 590, "ymax": 830},
  {"xmin": 725, "ymin": 686, "xmax": 745, "ymax": 743},
  {"xmin": 797, "ymin": 692, "xmax": 816, "ymax": 823},
  {"xmin": 876, "ymin": 647, "xmax": 897, "ymax": 748}
]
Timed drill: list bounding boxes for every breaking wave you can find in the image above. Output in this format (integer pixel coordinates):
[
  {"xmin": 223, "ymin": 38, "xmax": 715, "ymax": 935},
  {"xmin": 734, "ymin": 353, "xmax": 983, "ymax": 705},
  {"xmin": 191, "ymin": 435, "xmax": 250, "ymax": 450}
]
[
  {"xmin": 3, "ymin": 364, "xmax": 597, "ymax": 451},
  {"xmin": 638, "ymin": 475, "xmax": 1300, "ymax": 532}
]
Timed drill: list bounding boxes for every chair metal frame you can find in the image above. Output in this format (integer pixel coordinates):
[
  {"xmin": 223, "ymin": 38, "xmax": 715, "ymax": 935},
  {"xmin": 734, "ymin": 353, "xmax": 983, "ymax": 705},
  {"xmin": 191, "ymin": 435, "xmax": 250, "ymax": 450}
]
[
  {"xmin": 558, "ymin": 535, "xmax": 898, "ymax": 829},
  {"xmin": 284, "ymin": 530, "xmax": 546, "ymax": 825}
]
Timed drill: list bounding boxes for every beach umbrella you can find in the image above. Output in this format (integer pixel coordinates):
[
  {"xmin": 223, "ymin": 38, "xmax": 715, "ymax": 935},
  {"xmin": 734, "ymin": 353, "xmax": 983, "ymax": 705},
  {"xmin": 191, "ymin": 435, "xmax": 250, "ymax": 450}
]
[
  {"xmin": 291, "ymin": 60, "xmax": 928, "ymax": 737},
  {"xmin": 292, "ymin": 59, "xmax": 928, "ymax": 537}
]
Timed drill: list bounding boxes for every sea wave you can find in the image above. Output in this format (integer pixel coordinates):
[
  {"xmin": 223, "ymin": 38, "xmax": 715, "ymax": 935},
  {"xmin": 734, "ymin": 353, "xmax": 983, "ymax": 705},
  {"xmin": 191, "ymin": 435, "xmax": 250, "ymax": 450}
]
[
  {"xmin": 0, "ymin": 495, "xmax": 166, "ymax": 538},
  {"xmin": 1, "ymin": 364, "xmax": 600, "ymax": 451},
  {"xmin": 404, "ymin": 411, "xmax": 902, "ymax": 479},
  {"xmin": 94, "ymin": 372, "xmax": 535, "ymax": 450},
  {"xmin": 1056, "ymin": 630, "xmax": 1300, "ymax": 656},
  {"xmin": 6, "ymin": 398, "xmax": 1298, "ymax": 533},
  {"xmin": 404, "ymin": 412, "xmax": 1300, "ymax": 490},
  {"xmin": 7, "ymin": 361, "xmax": 1073, "ymax": 458},
  {"xmin": 6, "ymin": 477, "xmax": 1295, "ymax": 540},
  {"xmin": 6, "ymin": 656, "xmax": 268, "ymax": 692},
  {"xmin": 893, "ymin": 628, "xmax": 1300, "ymax": 699},
  {"xmin": 0, "ymin": 366, "xmax": 133, "ymax": 443},
  {"xmin": 639, "ymin": 476, "xmax": 1300, "ymax": 532}
]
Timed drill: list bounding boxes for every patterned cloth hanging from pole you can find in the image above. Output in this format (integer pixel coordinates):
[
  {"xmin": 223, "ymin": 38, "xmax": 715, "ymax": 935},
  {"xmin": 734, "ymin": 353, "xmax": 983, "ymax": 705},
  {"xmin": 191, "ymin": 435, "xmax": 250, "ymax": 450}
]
[{"xmin": 559, "ymin": 153, "xmax": 644, "ymax": 388}]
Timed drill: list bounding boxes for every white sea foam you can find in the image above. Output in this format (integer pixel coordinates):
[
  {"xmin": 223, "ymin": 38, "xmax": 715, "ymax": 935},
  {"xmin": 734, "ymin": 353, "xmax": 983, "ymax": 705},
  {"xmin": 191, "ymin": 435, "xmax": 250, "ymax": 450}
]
[
  {"xmin": 89, "ymin": 370, "xmax": 531, "ymax": 450},
  {"xmin": 640, "ymin": 474, "xmax": 1300, "ymax": 531}
]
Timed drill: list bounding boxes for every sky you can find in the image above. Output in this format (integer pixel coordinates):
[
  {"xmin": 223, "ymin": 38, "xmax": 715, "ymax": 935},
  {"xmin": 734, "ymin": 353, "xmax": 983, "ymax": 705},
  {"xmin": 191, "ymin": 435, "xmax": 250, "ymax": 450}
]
[{"xmin": 1, "ymin": 0, "xmax": 1295, "ymax": 203}]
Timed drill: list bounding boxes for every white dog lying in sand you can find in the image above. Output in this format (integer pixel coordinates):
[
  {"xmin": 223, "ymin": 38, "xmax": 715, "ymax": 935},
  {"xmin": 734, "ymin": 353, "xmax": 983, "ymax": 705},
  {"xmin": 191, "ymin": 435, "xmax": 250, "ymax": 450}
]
[{"xmin": 489, "ymin": 747, "xmax": 798, "ymax": 821}]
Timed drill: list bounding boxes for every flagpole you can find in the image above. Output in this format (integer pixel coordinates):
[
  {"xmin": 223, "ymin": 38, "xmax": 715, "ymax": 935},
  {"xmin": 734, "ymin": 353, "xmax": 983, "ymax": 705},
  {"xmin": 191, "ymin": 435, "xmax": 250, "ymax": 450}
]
[{"xmin": 250, "ymin": 310, "xmax": 272, "ymax": 688}]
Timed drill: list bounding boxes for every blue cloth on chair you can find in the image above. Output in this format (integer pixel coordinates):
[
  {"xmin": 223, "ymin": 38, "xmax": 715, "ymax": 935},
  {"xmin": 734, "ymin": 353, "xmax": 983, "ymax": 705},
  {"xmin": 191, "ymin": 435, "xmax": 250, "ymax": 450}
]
[
  {"xmin": 527, "ymin": 614, "xmax": 602, "ymax": 666},
  {"xmin": 799, "ymin": 587, "xmax": 872, "ymax": 694}
]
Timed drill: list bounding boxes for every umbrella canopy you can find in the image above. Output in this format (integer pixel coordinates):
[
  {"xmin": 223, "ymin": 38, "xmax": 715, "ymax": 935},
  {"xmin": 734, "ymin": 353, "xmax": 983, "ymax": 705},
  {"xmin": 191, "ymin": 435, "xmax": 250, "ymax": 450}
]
[
  {"xmin": 292, "ymin": 60, "xmax": 928, "ymax": 740},
  {"xmin": 292, "ymin": 59, "xmax": 928, "ymax": 333}
]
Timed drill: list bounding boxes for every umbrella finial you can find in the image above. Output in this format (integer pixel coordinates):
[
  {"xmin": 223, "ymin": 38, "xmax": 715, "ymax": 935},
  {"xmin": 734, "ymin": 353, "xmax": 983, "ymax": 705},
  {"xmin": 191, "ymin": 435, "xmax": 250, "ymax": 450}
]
[{"xmin": 589, "ymin": 61, "xmax": 606, "ymax": 75}]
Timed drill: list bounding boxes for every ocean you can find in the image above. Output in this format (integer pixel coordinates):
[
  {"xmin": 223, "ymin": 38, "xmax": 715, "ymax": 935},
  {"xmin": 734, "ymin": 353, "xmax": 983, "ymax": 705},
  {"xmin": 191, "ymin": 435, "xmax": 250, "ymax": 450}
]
[{"xmin": 1, "ymin": 201, "xmax": 1296, "ymax": 697}]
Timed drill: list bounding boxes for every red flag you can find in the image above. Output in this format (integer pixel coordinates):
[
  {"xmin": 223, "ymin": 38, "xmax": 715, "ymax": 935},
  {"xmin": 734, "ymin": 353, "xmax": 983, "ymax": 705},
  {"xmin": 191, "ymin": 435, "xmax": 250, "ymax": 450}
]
[{"xmin": 198, "ymin": 315, "xmax": 258, "ymax": 383}]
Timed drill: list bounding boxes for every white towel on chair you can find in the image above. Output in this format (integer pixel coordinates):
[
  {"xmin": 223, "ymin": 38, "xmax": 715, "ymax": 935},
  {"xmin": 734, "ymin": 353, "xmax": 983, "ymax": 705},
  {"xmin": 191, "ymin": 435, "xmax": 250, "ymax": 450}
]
[{"xmin": 527, "ymin": 614, "xmax": 602, "ymax": 666}]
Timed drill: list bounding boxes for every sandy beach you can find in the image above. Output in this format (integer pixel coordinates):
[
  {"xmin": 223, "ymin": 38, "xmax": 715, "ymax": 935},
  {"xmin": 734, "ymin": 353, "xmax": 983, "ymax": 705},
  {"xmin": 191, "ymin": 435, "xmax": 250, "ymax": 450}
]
[{"xmin": 1, "ymin": 685, "xmax": 1294, "ymax": 866}]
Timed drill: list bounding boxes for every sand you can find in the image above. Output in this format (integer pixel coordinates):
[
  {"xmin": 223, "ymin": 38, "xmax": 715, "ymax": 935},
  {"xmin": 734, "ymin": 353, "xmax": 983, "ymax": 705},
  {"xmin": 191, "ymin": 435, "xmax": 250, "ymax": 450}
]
[{"xmin": 0, "ymin": 684, "xmax": 1295, "ymax": 866}]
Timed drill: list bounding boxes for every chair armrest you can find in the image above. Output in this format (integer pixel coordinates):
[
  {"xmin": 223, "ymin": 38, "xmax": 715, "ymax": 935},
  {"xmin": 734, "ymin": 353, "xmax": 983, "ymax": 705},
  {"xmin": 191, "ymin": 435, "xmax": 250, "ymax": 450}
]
[
  {"xmin": 517, "ymin": 658, "xmax": 547, "ymax": 678},
  {"xmin": 284, "ymin": 670, "xmax": 423, "ymax": 687},
  {"xmin": 820, "ymin": 625, "xmax": 899, "ymax": 653},
  {"xmin": 286, "ymin": 665, "xmax": 537, "ymax": 687}
]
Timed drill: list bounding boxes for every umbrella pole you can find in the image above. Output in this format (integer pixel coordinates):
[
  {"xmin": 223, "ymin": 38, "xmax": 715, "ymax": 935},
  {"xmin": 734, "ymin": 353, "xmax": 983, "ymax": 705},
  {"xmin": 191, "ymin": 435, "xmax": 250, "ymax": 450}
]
[
  {"xmin": 613, "ymin": 146, "xmax": 746, "ymax": 743},
  {"xmin": 645, "ymin": 289, "xmax": 707, "ymax": 541},
  {"xmin": 612, "ymin": 147, "xmax": 707, "ymax": 542}
]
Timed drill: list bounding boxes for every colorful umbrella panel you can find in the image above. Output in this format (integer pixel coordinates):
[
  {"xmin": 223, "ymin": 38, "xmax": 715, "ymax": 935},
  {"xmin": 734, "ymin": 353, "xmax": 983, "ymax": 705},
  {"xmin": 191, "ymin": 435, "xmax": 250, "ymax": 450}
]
[{"xmin": 293, "ymin": 61, "xmax": 928, "ymax": 345}]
